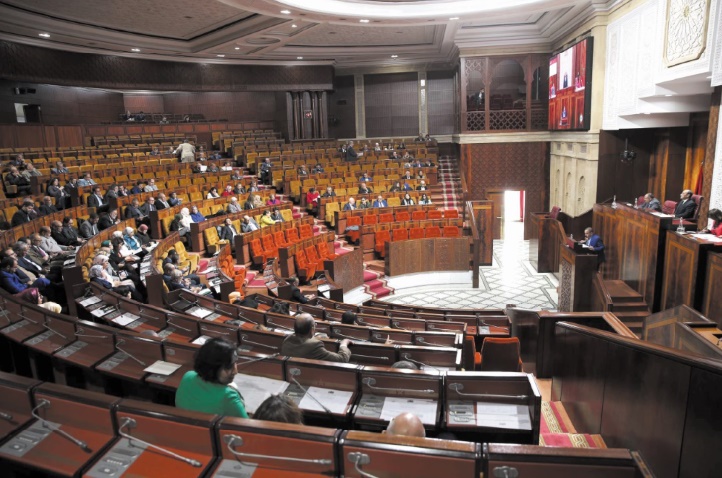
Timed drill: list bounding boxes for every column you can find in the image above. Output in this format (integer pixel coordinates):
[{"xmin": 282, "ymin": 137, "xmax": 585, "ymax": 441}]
[
  {"xmin": 419, "ymin": 71, "xmax": 428, "ymax": 136},
  {"xmin": 354, "ymin": 74, "xmax": 366, "ymax": 139}
]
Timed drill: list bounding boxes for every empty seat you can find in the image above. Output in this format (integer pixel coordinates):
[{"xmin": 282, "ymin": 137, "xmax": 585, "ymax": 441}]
[
  {"xmin": 427, "ymin": 210, "xmax": 443, "ymax": 220},
  {"xmin": 444, "ymin": 209, "xmax": 459, "ymax": 219},
  {"xmin": 479, "ymin": 337, "xmax": 523, "ymax": 372},
  {"xmin": 345, "ymin": 216, "xmax": 362, "ymax": 244},
  {"xmin": 409, "ymin": 227, "xmax": 425, "ymax": 240},
  {"xmin": 375, "ymin": 230, "xmax": 391, "ymax": 257},
  {"xmin": 425, "ymin": 227, "xmax": 441, "ymax": 238},
  {"xmin": 392, "ymin": 228, "xmax": 408, "ymax": 242},
  {"xmin": 395, "ymin": 211, "xmax": 410, "ymax": 222},
  {"xmin": 411, "ymin": 210, "xmax": 427, "ymax": 221},
  {"xmin": 443, "ymin": 226, "xmax": 460, "ymax": 238}
]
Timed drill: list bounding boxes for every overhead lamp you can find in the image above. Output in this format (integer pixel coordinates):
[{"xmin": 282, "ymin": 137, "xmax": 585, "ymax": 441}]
[
  {"xmin": 292, "ymin": 24, "xmax": 298, "ymax": 28},
  {"xmin": 359, "ymin": 19, "xmax": 370, "ymax": 23},
  {"xmin": 449, "ymin": 17, "xmax": 459, "ymax": 20},
  {"xmin": 281, "ymin": 10, "xmax": 291, "ymax": 14},
  {"xmin": 391, "ymin": 55, "xmax": 398, "ymax": 58},
  {"xmin": 235, "ymin": 47, "xmax": 240, "ymax": 50},
  {"xmin": 131, "ymin": 48, "xmax": 141, "ymax": 52},
  {"xmin": 297, "ymin": 56, "xmax": 304, "ymax": 60},
  {"xmin": 217, "ymin": 54, "xmax": 225, "ymax": 58},
  {"xmin": 38, "ymin": 33, "xmax": 50, "ymax": 38}
]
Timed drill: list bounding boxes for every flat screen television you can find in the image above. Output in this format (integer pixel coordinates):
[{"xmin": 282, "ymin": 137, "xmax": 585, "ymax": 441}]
[{"xmin": 548, "ymin": 37, "xmax": 593, "ymax": 131}]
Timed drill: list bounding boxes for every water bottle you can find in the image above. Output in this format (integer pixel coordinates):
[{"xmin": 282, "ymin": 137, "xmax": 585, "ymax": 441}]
[
  {"xmin": 611, "ymin": 195, "xmax": 617, "ymax": 209},
  {"xmin": 634, "ymin": 195, "xmax": 639, "ymax": 209},
  {"xmin": 676, "ymin": 221, "xmax": 685, "ymax": 233}
]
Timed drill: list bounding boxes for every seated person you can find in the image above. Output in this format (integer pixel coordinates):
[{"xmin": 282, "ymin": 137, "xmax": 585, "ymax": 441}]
[
  {"xmin": 259, "ymin": 209, "xmax": 276, "ymax": 228},
  {"xmin": 359, "ymin": 172, "xmax": 372, "ymax": 182},
  {"xmin": 229, "ymin": 290, "xmax": 259, "ymax": 309},
  {"xmin": 359, "ymin": 197, "xmax": 371, "ymax": 209},
  {"xmin": 241, "ymin": 215, "xmax": 260, "ymax": 233},
  {"xmin": 176, "ymin": 337, "xmax": 249, "ymax": 417},
  {"xmin": 227, "ymin": 197, "xmax": 243, "ymax": 214},
  {"xmin": 401, "ymin": 193, "xmax": 415, "ymax": 206},
  {"xmin": 6, "ymin": 166, "xmax": 32, "ymax": 195},
  {"xmin": 135, "ymin": 224, "xmax": 152, "ymax": 245},
  {"xmin": 341, "ymin": 310, "xmax": 359, "ymax": 325},
  {"xmin": 221, "ymin": 185, "xmax": 234, "ymax": 197},
  {"xmin": 234, "ymin": 183, "xmax": 246, "ymax": 195},
  {"xmin": 266, "ymin": 193, "xmax": 281, "ymax": 206},
  {"xmin": 190, "ymin": 205, "xmax": 206, "ymax": 222},
  {"xmin": 270, "ymin": 208, "xmax": 284, "ymax": 222},
  {"xmin": 701, "ymin": 208, "xmax": 722, "ymax": 236},
  {"xmin": 306, "ymin": 188, "xmax": 320, "ymax": 213},
  {"xmin": 207, "ymin": 187, "xmax": 220, "ymax": 199},
  {"xmin": 288, "ymin": 276, "xmax": 309, "ymax": 303},
  {"xmin": 358, "ymin": 183, "xmax": 373, "ymax": 195},
  {"xmin": 385, "ymin": 412, "xmax": 425, "ymax": 438},
  {"xmin": 254, "ymin": 395, "xmax": 303, "ymax": 424},
  {"xmin": 0, "ymin": 257, "xmax": 50, "ymax": 295},
  {"xmin": 389, "ymin": 181, "xmax": 402, "ymax": 192},
  {"xmin": 416, "ymin": 180, "xmax": 428, "ymax": 191},
  {"xmin": 373, "ymin": 195, "xmax": 388, "ymax": 208},
  {"xmin": 321, "ymin": 186, "xmax": 336, "ymax": 198},
  {"xmin": 639, "ymin": 193, "xmax": 661, "ymax": 211},
  {"xmin": 418, "ymin": 193, "xmax": 432, "ymax": 205},
  {"xmin": 343, "ymin": 197, "xmax": 356, "ymax": 211},
  {"xmin": 297, "ymin": 165, "xmax": 309, "ymax": 176},
  {"xmin": 280, "ymin": 313, "xmax": 352, "ymax": 363}
]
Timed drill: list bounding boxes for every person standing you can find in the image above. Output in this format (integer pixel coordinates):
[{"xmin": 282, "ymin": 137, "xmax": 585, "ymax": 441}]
[
  {"xmin": 580, "ymin": 227, "xmax": 605, "ymax": 270},
  {"xmin": 173, "ymin": 139, "xmax": 196, "ymax": 163}
]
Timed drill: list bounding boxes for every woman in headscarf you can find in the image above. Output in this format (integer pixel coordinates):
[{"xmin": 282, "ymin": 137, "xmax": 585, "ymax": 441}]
[{"xmin": 15, "ymin": 287, "xmax": 62, "ymax": 313}]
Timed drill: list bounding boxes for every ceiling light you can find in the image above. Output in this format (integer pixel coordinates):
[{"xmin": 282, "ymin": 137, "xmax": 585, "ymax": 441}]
[
  {"xmin": 391, "ymin": 55, "xmax": 398, "ymax": 58},
  {"xmin": 38, "ymin": 33, "xmax": 50, "ymax": 38},
  {"xmin": 292, "ymin": 24, "xmax": 298, "ymax": 28},
  {"xmin": 664, "ymin": 94, "xmax": 673, "ymax": 97},
  {"xmin": 359, "ymin": 19, "xmax": 370, "ymax": 23},
  {"xmin": 281, "ymin": 10, "xmax": 291, "ymax": 14},
  {"xmin": 642, "ymin": 112, "xmax": 651, "ymax": 115},
  {"xmin": 449, "ymin": 17, "xmax": 459, "ymax": 20},
  {"xmin": 707, "ymin": 75, "xmax": 713, "ymax": 79},
  {"xmin": 217, "ymin": 54, "xmax": 225, "ymax": 58},
  {"xmin": 131, "ymin": 48, "xmax": 141, "ymax": 52},
  {"xmin": 235, "ymin": 47, "xmax": 240, "ymax": 50},
  {"xmin": 297, "ymin": 56, "xmax": 303, "ymax": 60}
]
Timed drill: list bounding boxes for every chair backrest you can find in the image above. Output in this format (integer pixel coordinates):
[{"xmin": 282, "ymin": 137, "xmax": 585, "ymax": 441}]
[
  {"xmin": 549, "ymin": 206, "xmax": 561, "ymax": 219},
  {"xmin": 376, "ymin": 230, "xmax": 391, "ymax": 243},
  {"xmin": 690, "ymin": 195, "xmax": 703, "ymax": 221},
  {"xmin": 363, "ymin": 215, "xmax": 378, "ymax": 225},
  {"xmin": 444, "ymin": 209, "xmax": 459, "ymax": 219},
  {"xmin": 427, "ymin": 210, "xmax": 442, "ymax": 220},
  {"xmin": 662, "ymin": 200, "xmax": 676, "ymax": 215},
  {"xmin": 379, "ymin": 213, "xmax": 394, "ymax": 224},
  {"xmin": 425, "ymin": 227, "xmax": 441, "ymax": 238},
  {"xmin": 392, "ymin": 228, "xmax": 408, "ymax": 241},
  {"xmin": 347, "ymin": 216, "xmax": 362, "ymax": 227},
  {"xmin": 396, "ymin": 211, "xmax": 410, "ymax": 222},
  {"xmin": 412, "ymin": 210, "xmax": 427, "ymax": 221},
  {"xmin": 299, "ymin": 224, "xmax": 313, "ymax": 239},
  {"xmin": 443, "ymin": 226, "xmax": 460, "ymax": 237},
  {"xmin": 479, "ymin": 337, "xmax": 522, "ymax": 372},
  {"xmin": 409, "ymin": 227, "xmax": 425, "ymax": 240},
  {"xmin": 286, "ymin": 227, "xmax": 300, "ymax": 243}
]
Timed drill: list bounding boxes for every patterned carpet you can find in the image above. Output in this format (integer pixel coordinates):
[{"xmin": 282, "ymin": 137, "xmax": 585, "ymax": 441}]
[{"xmin": 540, "ymin": 401, "xmax": 606, "ymax": 448}]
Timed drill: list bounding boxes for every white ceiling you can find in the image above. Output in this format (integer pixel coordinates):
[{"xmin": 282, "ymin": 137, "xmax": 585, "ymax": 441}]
[{"xmin": 0, "ymin": 0, "xmax": 620, "ymax": 69}]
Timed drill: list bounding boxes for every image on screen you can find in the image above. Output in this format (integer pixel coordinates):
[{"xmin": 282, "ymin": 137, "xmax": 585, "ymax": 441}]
[{"xmin": 548, "ymin": 38, "xmax": 593, "ymax": 131}]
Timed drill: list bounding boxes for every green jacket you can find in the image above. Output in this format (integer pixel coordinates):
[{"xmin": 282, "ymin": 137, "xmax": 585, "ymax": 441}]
[{"xmin": 176, "ymin": 370, "xmax": 248, "ymax": 418}]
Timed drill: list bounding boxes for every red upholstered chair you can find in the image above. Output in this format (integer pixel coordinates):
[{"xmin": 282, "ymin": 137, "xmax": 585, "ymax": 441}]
[
  {"xmin": 345, "ymin": 216, "xmax": 362, "ymax": 244},
  {"xmin": 409, "ymin": 227, "xmax": 425, "ymax": 240},
  {"xmin": 427, "ymin": 210, "xmax": 443, "ymax": 220},
  {"xmin": 443, "ymin": 209, "xmax": 459, "ymax": 219},
  {"xmin": 395, "ymin": 211, "xmax": 410, "ymax": 222},
  {"xmin": 249, "ymin": 239, "xmax": 268, "ymax": 265},
  {"xmin": 411, "ymin": 210, "xmax": 427, "ymax": 221},
  {"xmin": 379, "ymin": 213, "xmax": 394, "ymax": 224},
  {"xmin": 273, "ymin": 231, "xmax": 291, "ymax": 248},
  {"xmin": 549, "ymin": 206, "xmax": 561, "ymax": 220},
  {"xmin": 662, "ymin": 200, "xmax": 676, "ymax": 215},
  {"xmin": 363, "ymin": 214, "xmax": 378, "ymax": 226},
  {"xmin": 443, "ymin": 226, "xmax": 460, "ymax": 238},
  {"xmin": 479, "ymin": 337, "xmax": 523, "ymax": 372},
  {"xmin": 285, "ymin": 227, "xmax": 300, "ymax": 243},
  {"xmin": 295, "ymin": 249, "xmax": 316, "ymax": 281},
  {"xmin": 425, "ymin": 227, "xmax": 441, "ymax": 238},
  {"xmin": 261, "ymin": 235, "xmax": 278, "ymax": 258},
  {"xmin": 305, "ymin": 245, "xmax": 324, "ymax": 269},
  {"xmin": 678, "ymin": 195, "xmax": 703, "ymax": 229},
  {"xmin": 299, "ymin": 223, "xmax": 313, "ymax": 240},
  {"xmin": 375, "ymin": 230, "xmax": 391, "ymax": 257},
  {"xmin": 392, "ymin": 228, "xmax": 408, "ymax": 242},
  {"xmin": 317, "ymin": 241, "xmax": 338, "ymax": 261}
]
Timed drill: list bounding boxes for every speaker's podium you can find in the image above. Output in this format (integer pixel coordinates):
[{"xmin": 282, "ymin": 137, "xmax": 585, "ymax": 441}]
[{"xmin": 558, "ymin": 240, "xmax": 599, "ymax": 312}]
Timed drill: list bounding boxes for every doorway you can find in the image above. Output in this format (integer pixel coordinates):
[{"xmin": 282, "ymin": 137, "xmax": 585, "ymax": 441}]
[{"xmin": 485, "ymin": 189, "xmax": 525, "ymax": 240}]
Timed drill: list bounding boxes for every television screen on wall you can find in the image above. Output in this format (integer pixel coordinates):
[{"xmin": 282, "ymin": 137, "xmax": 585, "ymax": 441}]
[{"xmin": 548, "ymin": 37, "xmax": 593, "ymax": 131}]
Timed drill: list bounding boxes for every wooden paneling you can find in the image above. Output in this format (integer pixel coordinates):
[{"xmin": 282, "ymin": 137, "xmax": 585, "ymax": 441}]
[
  {"xmin": 679, "ymin": 367, "xmax": 722, "ymax": 477},
  {"xmin": 325, "ymin": 247, "xmax": 364, "ymax": 293},
  {"xmin": 386, "ymin": 237, "xmax": 470, "ymax": 276},
  {"xmin": 327, "ymin": 75, "xmax": 356, "ymax": 139},
  {"xmin": 14, "ymin": 125, "xmax": 44, "ymax": 147},
  {"xmin": 123, "ymin": 94, "xmax": 165, "ymax": 113},
  {"xmin": 702, "ymin": 252, "xmax": 722, "ymax": 327},
  {"xmin": 55, "ymin": 126, "xmax": 83, "ymax": 147},
  {"xmin": 427, "ymin": 70, "xmax": 457, "ymax": 135},
  {"xmin": 700, "ymin": 87, "xmax": 721, "ymax": 225},
  {"xmin": 365, "ymin": 72, "xmax": 420, "ymax": 137}
]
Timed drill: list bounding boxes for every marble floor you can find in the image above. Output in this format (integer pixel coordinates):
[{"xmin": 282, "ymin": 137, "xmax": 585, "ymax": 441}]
[{"xmin": 378, "ymin": 221, "xmax": 559, "ymax": 310}]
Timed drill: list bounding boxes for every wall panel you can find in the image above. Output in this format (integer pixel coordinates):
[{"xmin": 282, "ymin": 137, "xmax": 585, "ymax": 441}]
[
  {"xmin": 427, "ymin": 70, "xmax": 456, "ymax": 135},
  {"xmin": 364, "ymin": 72, "xmax": 419, "ymax": 137},
  {"xmin": 328, "ymin": 75, "xmax": 356, "ymax": 139}
]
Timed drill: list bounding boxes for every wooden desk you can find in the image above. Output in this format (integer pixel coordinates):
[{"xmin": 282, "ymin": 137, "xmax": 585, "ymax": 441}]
[
  {"xmin": 593, "ymin": 204, "xmax": 672, "ymax": 311},
  {"xmin": 324, "ymin": 247, "xmax": 364, "ymax": 294},
  {"xmin": 86, "ymin": 400, "xmax": 219, "ymax": 478},
  {"xmin": 0, "ymin": 372, "xmax": 40, "ymax": 442},
  {"xmin": 340, "ymin": 430, "xmax": 481, "ymax": 478},
  {"xmin": 385, "ymin": 237, "xmax": 471, "ymax": 276},
  {"xmin": 703, "ymin": 252, "xmax": 722, "ymax": 327},
  {"xmin": 0, "ymin": 384, "xmax": 118, "ymax": 477},
  {"xmin": 661, "ymin": 231, "xmax": 722, "ymax": 313},
  {"xmin": 444, "ymin": 372, "xmax": 541, "ymax": 444},
  {"xmin": 354, "ymin": 367, "xmax": 442, "ymax": 432},
  {"xmin": 213, "ymin": 417, "xmax": 338, "ymax": 477},
  {"xmin": 558, "ymin": 244, "xmax": 597, "ymax": 312}
]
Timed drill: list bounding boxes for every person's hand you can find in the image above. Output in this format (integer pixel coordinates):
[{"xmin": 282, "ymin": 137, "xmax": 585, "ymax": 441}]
[{"xmin": 340, "ymin": 339, "xmax": 352, "ymax": 348}]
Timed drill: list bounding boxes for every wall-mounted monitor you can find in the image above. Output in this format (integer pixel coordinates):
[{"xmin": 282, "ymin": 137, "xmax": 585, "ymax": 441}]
[{"xmin": 548, "ymin": 37, "xmax": 593, "ymax": 131}]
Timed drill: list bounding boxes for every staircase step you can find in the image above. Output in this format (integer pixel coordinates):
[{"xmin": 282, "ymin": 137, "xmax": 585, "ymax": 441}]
[
  {"xmin": 612, "ymin": 303, "xmax": 650, "ymax": 313},
  {"xmin": 604, "ymin": 280, "xmax": 646, "ymax": 302}
]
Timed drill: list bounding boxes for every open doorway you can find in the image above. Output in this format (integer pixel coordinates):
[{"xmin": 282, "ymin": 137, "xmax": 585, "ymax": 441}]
[{"xmin": 485, "ymin": 189, "xmax": 525, "ymax": 241}]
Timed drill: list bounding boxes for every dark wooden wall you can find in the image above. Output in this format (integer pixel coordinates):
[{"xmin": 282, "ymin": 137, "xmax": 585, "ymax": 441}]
[
  {"xmin": 460, "ymin": 142, "xmax": 550, "ymax": 236},
  {"xmin": 364, "ymin": 72, "xmax": 420, "ymax": 137},
  {"xmin": 161, "ymin": 91, "xmax": 277, "ymax": 123},
  {"xmin": 427, "ymin": 70, "xmax": 457, "ymax": 135},
  {"xmin": 0, "ymin": 80, "xmax": 124, "ymax": 125},
  {"xmin": 327, "ymin": 75, "xmax": 356, "ymax": 139},
  {"xmin": 122, "ymin": 94, "xmax": 165, "ymax": 113}
]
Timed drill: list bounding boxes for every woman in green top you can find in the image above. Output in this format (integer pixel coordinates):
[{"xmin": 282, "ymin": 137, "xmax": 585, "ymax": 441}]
[{"xmin": 175, "ymin": 337, "xmax": 248, "ymax": 418}]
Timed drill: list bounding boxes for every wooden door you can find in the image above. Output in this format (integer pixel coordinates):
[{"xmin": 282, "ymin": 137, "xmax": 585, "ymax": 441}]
[{"xmin": 486, "ymin": 189, "xmax": 505, "ymax": 239}]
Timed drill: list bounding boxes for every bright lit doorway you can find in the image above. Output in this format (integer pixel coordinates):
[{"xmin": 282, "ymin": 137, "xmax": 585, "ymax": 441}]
[{"xmin": 485, "ymin": 189, "xmax": 525, "ymax": 241}]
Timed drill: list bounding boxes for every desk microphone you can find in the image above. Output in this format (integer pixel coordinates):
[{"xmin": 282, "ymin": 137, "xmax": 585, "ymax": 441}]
[
  {"xmin": 288, "ymin": 368, "xmax": 332, "ymax": 414},
  {"xmin": 240, "ymin": 334, "xmax": 278, "ymax": 350},
  {"xmin": 236, "ymin": 352, "xmax": 280, "ymax": 368},
  {"xmin": 449, "ymin": 383, "xmax": 528, "ymax": 400},
  {"xmin": 224, "ymin": 434, "xmax": 332, "ymax": 465},
  {"xmin": 31, "ymin": 400, "xmax": 89, "ymax": 451},
  {"xmin": 391, "ymin": 321, "xmax": 410, "ymax": 331},
  {"xmin": 43, "ymin": 320, "xmax": 67, "ymax": 339},
  {"xmin": 115, "ymin": 339, "xmax": 147, "ymax": 366},
  {"xmin": 361, "ymin": 377, "xmax": 434, "ymax": 395},
  {"xmin": 401, "ymin": 353, "xmax": 439, "ymax": 371},
  {"xmin": 334, "ymin": 331, "xmax": 367, "ymax": 342},
  {"xmin": 118, "ymin": 417, "xmax": 201, "ymax": 467},
  {"xmin": 166, "ymin": 318, "xmax": 192, "ymax": 332},
  {"xmin": 415, "ymin": 337, "xmax": 444, "ymax": 347},
  {"xmin": 74, "ymin": 327, "xmax": 110, "ymax": 339},
  {"xmin": 427, "ymin": 323, "xmax": 458, "ymax": 333},
  {"xmin": 0, "ymin": 411, "xmax": 13, "ymax": 421},
  {"xmin": 238, "ymin": 312, "xmax": 259, "ymax": 326},
  {"xmin": 266, "ymin": 320, "xmax": 292, "ymax": 331}
]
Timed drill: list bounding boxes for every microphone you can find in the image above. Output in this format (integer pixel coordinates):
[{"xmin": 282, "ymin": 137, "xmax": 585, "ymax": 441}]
[
  {"xmin": 266, "ymin": 320, "xmax": 292, "ymax": 331},
  {"xmin": 224, "ymin": 434, "xmax": 332, "ymax": 465},
  {"xmin": 334, "ymin": 330, "xmax": 367, "ymax": 342},
  {"xmin": 373, "ymin": 333, "xmax": 410, "ymax": 345},
  {"xmin": 401, "ymin": 353, "xmax": 439, "ymax": 371},
  {"xmin": 74, "ymin": 327, "xmax": 110, "ymax": 339},
  {"xmin": 348, "ymin": 452, "xmax": 378, "ymax": 478},
  {"xmin": 0, "ymin": 411, "xmax": 13, "ymax": 421},
  {"xmin": 31, "ymin": 400, "xmax": 89, "ymax": 451},
  {"xmin": 200, "ymin": 326, "xmax": 230, "ymax": 337},
  {"xmin": 449, "ymin": 383, "xmax": 528, "ymax": 400},
  {"xmin": 391, "ymin": 321, "xmax": 409, "ymax": 331},
  {"xmin": 361, "ymin": 377, "xmax": 434, "ymax": 394},
  {"xmin": 238, "ymin": 312, "xmax": 258, "ymax": 326},
  {"xmin": 288, "ymin": 368, "xmax": 332, "ymax": 414},
  {"xmin": 240, "ymin": 334, "xmax": 278, "ymax": 350},
  {"xmin": 415, "ymin": 337, "xmax": 445, "ymax": 347},
  {"xmin": 427, "ymin": 323, "xmax": 459, "ymax": 333},
  {"xmin": 43, "ymin": 321, "xmax": 67, "ymax": 339},
  {"xmin": 166, "ymin": 318, "xmax": 192, "ymax": 332},
  {"xmin": 118, "ymin": 417, "xmax": 201, "ymax": 467},
  {"xmin": 235, "ymin": 352, "xmax": 280, "ymax": 368},
  {"xmin": 115, "ymin": 339, "xmax": 147, "ymax": 366}
]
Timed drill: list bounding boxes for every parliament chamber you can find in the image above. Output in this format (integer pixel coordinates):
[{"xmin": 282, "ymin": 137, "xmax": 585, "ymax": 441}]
[{"xmin": 0, "ymin": 1, "xmax": 722, "ymax": 477}]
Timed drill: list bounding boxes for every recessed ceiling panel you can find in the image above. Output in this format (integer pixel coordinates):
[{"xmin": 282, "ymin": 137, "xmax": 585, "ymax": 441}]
[
  {"xmin": 291, "ymin": 24, "xmax": 438, "ymax": 47},
  {"xmin": 3, "ymin": 0, "xmax": 253, "ymax": 40}
]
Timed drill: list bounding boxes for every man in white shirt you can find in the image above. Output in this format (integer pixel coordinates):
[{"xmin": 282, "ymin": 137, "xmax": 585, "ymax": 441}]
[{"xmin": 144, "ymin": 178, "xmax": 158, "ymax": 192}]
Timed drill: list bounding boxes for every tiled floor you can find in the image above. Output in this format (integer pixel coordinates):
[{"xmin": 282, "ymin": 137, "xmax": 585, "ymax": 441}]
[{"xmin": 380, "ymin": 222, "xmax": 559, "ymax": 310}]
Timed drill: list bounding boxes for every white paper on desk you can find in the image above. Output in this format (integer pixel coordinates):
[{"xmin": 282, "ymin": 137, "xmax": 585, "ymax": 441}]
[
  {"xmin": 192, "ymin": 335, "xmax": 210, "ymax": 345},
  {"xmin": 64, "ymin": 259, "xmax": 76, "ymax": 266},
  {"xmin": 692, "ymin": 233, "xmax": 722, "ymax": 242},
  {"xmin": 233, "ymin": 373, "xmax": 290, "ymax": 414},
  {"xmin": 476, "ymin": 402, "xmax": 531, "ymax": 430},
  {"xmin": 204, "ymin": 266, "xmax": 217, "ymax": 273},
  {"xmin": 380, "ymin": 397, "xmax": 437, "ymax": 425},
  {"xmin": 112, "ymin": 313, "xmax": 139, "ymax": 326},
  {"xmin": 79, "ymin": 296, "xmax": 101, "ymax": 307},
  {"xmin": 650, "ymin": 211, "xmax": 673, "ymax": 217},
  {"xmin": 143, "ymin": 360, "xmax": 182, "ymax": 376},
  {"xmin": 299, "ymin": 387, "xmax": 353, "ymax": 414},
  {"xmin": 91, "ymin": 307, "xmax": 113, "ymax": 317},
  {"xmin": 188, "ymin": 307, "xmax": 212, "ymax": 319}
]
